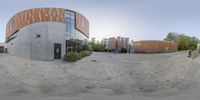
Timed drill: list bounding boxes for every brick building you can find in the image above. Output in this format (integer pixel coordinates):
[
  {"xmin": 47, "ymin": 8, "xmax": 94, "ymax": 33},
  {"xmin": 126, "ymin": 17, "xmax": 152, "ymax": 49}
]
[
  {"xmin": 108, "ymin": 37, "xmax": 117, "ymax": 51},
  {"xmin": 117, "ymin": 36, "xmax": 130, "ymax": 51},
  {"xmin": 108, "ymin": 36, "xmax": 130, "ymax": 52}
]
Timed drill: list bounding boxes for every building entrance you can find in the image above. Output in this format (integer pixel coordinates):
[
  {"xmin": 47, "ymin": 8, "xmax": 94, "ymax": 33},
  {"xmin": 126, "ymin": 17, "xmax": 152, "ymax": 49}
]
[
  {"xmin": 0, "ymin": 46, "xmax": 4, "ymax": 53},
  {"xmin": 54, "ymin": 44, "xmax": 61, "ymax": 59}
]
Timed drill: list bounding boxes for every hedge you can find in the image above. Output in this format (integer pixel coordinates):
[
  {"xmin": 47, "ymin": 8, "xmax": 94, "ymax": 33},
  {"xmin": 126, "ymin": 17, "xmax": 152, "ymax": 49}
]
[{"xmin": 64, "ymin": 51, "xmax": 92, "ymax": 62}]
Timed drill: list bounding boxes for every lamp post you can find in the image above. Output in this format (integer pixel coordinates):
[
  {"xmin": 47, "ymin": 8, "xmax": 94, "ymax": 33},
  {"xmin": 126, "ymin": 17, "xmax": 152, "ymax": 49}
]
[
  {"xmin": 131, "ymin": 40, "xmax": 134, "ymax": 54},
  {"xmin": 169, "ymin": 33, "xmax": 172, "ymax": 52}
]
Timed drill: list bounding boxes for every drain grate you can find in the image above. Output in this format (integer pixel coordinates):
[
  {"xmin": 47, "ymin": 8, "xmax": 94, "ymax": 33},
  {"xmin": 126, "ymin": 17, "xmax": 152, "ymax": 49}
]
[{"xmin": 91, "ymin": 60, "xmax": 97, "ymax": 62}]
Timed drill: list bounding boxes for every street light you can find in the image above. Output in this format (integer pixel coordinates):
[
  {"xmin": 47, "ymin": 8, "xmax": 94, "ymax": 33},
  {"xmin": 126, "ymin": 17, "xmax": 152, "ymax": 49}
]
[{"xmin": 169, "ymin": 33, "xmax": 172, "ymax": 52}]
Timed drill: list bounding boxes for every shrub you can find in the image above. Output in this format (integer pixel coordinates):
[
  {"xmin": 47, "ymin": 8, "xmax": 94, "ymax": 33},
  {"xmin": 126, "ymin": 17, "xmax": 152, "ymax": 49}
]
[
  {"xmin": 81, "ymin": 51, "xmax": 92, "ymax": 57},
  {"xmin": 104, "ymin": 49, "xmax": 108, "ymax": 52},
  {"xmin": 77, "ymin": 53, "xmax": 83, "ymax": 60},
  {"xmin": 64, "ymin": 53, "xmax": 80, "ymax": 62},
  {"xmin": 121, "ymin": 48, "xmax": 127, "ymax": 53},
  {"xmin": 189, "ymin": 46, "xmax": 197, "ymax": 51},
  {"xmin": 64, "ymin": 51, "xmax": 92, "ymax": 62}
]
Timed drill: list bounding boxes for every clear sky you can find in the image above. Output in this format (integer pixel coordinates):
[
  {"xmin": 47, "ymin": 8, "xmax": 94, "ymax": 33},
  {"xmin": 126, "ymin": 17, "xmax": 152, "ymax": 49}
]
[{"xmin": 0, "ymin": 0, "xmax": 200, "ymax": 42}]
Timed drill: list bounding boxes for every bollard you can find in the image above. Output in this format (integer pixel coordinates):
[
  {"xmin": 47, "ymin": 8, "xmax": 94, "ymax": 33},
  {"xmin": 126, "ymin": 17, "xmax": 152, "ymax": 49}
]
[{"xmin": 188, "ymin": 51, "xmax": 191, "ymax": 58}]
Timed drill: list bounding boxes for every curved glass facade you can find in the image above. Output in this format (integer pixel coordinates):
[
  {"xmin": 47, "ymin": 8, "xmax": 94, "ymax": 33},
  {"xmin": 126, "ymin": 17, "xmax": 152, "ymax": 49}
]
[{"xmin": 65, "ymin": 11, "xmax": 88, "ymax": 53}]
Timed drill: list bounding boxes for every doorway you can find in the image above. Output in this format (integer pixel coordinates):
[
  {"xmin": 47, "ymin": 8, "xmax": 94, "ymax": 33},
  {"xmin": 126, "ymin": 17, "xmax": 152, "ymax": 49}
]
[
  {"xmin": 54, "ymin": 44, "xmax": 61, "ymax": 59},
  {"xmin": 0, "ymin": 46, "xmax": 4, "ymax": 53}
]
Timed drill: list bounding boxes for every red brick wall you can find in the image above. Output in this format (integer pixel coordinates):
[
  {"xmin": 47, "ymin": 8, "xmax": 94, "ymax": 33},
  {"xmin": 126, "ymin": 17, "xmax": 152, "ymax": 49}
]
[{"xmin": 133, "ymin": 40, "xmax": 178, "ymax": 53}]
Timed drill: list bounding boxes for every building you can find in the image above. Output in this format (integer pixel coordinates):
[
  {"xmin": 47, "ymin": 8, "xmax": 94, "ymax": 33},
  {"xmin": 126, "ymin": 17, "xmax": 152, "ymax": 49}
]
[
  {"xmin": 5, "ymin": 8, "xmax": 89, "ymax": 60},
  {"xmin": 108, "ymin": 37, "xmax": 117, "ymax": 51},
  {"xmin": 92, "ymin": 37, "xmax": 96, "ymax": 44},
  {"xmin": 0, "ymin": 43, "xmax": 6, "ymax": 53},
  {"xmin": 133, "ymin": 40, "xmax": 178, "ymax": 53},
  {"xmin": 108, "ymin": 36, "xmax": 129, "ymax": 52},
  {"xmin": 117, "ymin": 36, "xmax": 130, "ymax": 51},
  {"xmin": 102, "ymin": 38, "xmax": 109, "ymax": 50}
]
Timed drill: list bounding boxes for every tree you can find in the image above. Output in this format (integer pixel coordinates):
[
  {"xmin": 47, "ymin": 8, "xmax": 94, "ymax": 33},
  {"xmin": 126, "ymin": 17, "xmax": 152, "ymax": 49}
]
[
  {"xmin": 121, "ymin": 48, "xmax": 127, "ymax": 53},
  {"xmin": 177, "ymin": 34, "xmax": 190, "ymax": 50},
  {"xmin": 177, "ymin": 34, "xmax": 199, "ymax": 51},
  {"xmin": 164, "ymin": 33, "xmax": 199, "ymax": 51},
  {"xmin": 164, "ymin": 32, "xmax": 179, "ymax": 42},
  {"xmin": 83, "ymin": 42, "xmax": 93, "ymax": 51},
  {"xmin": 89, "ymin": 41, "xmax": 105, "ymax": 52}
]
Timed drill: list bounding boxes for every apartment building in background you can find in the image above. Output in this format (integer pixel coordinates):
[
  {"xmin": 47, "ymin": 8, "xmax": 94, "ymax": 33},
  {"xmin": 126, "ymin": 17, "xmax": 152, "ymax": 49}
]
[
  {"xmin": 117, "ymin": 36, "xmax": 130, "ymax": 51},
  {"xmin": 102, "ymin": 38, "xmax": 109, "ymax": 50},
  {"xmin": 108, "ymin": 37, "xmax": 117, "ymax": 51},
  {"xmin": 92, "ymin": 37, "xmax": 96, "ymax": 44},
  {"xmin": 107, "ymin": 36, "xmax": 130, "ymax": 52}
]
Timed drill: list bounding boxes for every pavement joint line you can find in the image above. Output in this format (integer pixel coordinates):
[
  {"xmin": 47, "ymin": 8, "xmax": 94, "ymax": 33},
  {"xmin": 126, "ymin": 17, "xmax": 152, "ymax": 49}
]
[
  {"xmin": 0, "ymin": 64, "xmax": 82, "ymax": 89},
  {"xmin": 67, "ymin": 59, "xmax": 138, "ymax": 82},
  {"xmin": 97, "ymin": 58, "xmax": 127, "ymax": 88},
  {"xmin": 55, "ymin": 57, "xmax": 135, "ymax": 82}
]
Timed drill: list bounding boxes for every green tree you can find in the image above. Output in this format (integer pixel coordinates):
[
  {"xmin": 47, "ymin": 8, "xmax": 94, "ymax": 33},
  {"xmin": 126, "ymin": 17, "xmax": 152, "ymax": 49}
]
[
  {"xmin": 177, "ymin": 34, "xmax": 190, "ymax": 50},
  {"xmin": 177, "ymin": 34, "xmax": 199, "ymax": 51},
  {"xmin": 164, "ymin": 33, "xmax": 199, "ymax": 51},
  {"xmin": 83, "ymin": 42, "xmax": 93, "ymax": 51},
  {"xmin": 121, "ymin": 48, "xmax": 127, "ymax": 53},
  {"xmin": 164, "ymin": 32, "xmax": 179, "ymax": 42},
  {"xmin": 93, "ymin": 42, "xmax": 105, "ymax": 52}
]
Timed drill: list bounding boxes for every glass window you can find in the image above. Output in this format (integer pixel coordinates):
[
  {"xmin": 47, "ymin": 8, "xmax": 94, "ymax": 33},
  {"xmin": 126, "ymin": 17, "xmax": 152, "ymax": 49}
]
[
  {"xmin": 66, "ymin": 21, "xmax": 71, "ymax": 33},
  {"xmin": 65, "ymin": 11, "xmax": 88, "ymax": 54},
  {"xmin": 71, "ymin": 12, "xmax": 75, "ymax": 20},
  {"xmin": 65, "ymin": 13, "xmax": 70, "ymax": 18},
  {"xmin": 65, "ymin": 11, "xmax": 75, "ymax": 34}
]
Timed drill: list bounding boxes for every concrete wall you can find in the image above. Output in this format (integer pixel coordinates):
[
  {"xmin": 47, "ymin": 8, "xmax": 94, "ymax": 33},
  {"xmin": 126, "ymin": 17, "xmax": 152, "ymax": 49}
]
[
  {"xmin": 0, "ymin": 43, "xmax": 6, "ymax": 46},
  {"xmin": 191, "ymin": 50, "xmax": 199, "ymax": 60},
  {"xmin": 198, "ymin": 43, "xmax": 200, "ymax": 53},
  {"xmin": 7, "ymin": 22, "xmax": 66, "ymax": 60}
]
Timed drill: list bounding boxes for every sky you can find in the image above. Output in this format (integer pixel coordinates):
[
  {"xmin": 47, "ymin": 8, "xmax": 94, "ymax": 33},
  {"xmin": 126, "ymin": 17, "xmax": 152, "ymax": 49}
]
[{"xmin": 0, "ymin": 0, "xmax": 200, "ymax": 42}]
